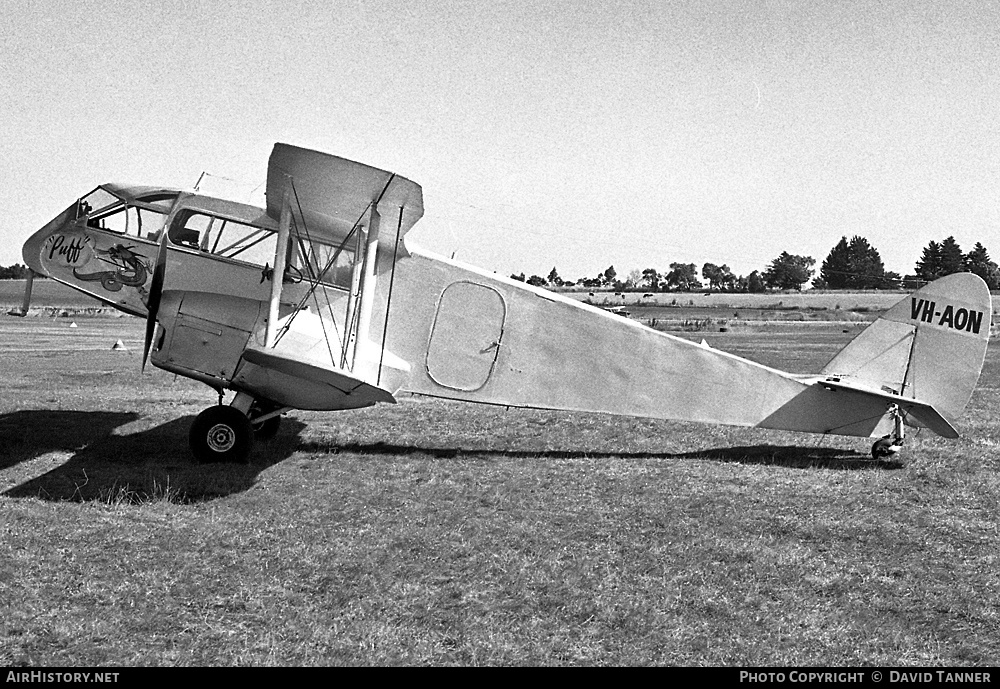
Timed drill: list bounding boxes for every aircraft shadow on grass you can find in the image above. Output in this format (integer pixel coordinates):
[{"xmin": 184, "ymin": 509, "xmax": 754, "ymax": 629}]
[
  {"xmin": 297, "ymin": 440, "xmax": 901, "ymax": 471},
  {"xmin": 0, "ymin": 409, "xmax": 306, "ymax": 502},
  {"xmin": 0, "ymin": 409, "xmax": 897, "ymax": 503},
  {"xmin": 672, "ymin": 444, "xmax": 903, "ymax": 470}
]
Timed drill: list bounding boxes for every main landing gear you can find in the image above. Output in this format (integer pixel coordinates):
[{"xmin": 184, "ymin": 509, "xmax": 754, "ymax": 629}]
[
  {"xmin": 189, "ymin": 392, "xmax": 288, "ymax": 464},
  {"xmin": 871, "ymin": 404, "xmax": 905, "ymax": 460}
]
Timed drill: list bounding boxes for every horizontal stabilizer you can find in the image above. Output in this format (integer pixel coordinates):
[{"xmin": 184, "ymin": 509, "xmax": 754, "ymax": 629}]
[
  {"xmin": 818, "ymin": 378, "xmax": 958, "ymax": 438},
  {"xmin": 241, "ymin": 347, "xmax": 396, "ymax": 405}
]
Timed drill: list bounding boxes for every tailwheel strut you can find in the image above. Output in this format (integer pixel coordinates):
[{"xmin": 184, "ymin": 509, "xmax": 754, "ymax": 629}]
[{"xmin": 872, "ymin": 404, "xmax": 905, "ymax": 460}]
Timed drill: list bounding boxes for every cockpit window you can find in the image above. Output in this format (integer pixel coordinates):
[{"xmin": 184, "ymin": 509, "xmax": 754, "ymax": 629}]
[
  {"xmin": 169, "ymin": 210, "xmax": 277, "ymax": 267},
  {"xmin": 77, "ymin": 189, "xmax": 176, "ymax": 240},
  {"xmin": 78, "ymin": 188, "xmax": 173, "ymax": 239},
  {"xmin": 76, "ymin": 188, "xmax": 121, "ymax": 219}
]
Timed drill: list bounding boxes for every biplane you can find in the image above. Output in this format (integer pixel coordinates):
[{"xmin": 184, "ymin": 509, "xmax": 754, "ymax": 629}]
[{"xmin": 21, "ymin": 144, "xmax": 993, "ymax": 463}]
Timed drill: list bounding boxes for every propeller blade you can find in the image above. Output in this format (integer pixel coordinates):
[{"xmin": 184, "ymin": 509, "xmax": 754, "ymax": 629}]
[{"xmin": 142, "ymin": 230, "xmax": 169, "ymax": 371}]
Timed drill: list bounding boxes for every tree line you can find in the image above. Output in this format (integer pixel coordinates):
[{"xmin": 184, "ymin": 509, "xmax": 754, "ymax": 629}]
[
  {"xmin": 5, "ymin": 235, "xmax": 998, "ymax": 291},
  {"xmin": 511, "ymin": 236, "xmax": 1000, "ymax": 292},
  {"xmin": 0, "ymin": 263, "xmax": 34, "ymax": 280}
]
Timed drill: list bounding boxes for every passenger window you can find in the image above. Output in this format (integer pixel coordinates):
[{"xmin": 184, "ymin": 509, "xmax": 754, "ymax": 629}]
[{"xmin": 137, "ymin": 207, "xmax": 167, "ymax": 240}]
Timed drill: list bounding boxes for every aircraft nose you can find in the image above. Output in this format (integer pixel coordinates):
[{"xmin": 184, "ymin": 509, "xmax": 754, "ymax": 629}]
[{"xmin": 21, "ymin": 203, "xmax": 79, "ymax": 276}]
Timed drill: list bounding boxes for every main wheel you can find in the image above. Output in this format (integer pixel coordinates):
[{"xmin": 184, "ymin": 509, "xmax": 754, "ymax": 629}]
[{"xmin": 189, "ymin": 405, "xmax": 254, "ymax": 464}]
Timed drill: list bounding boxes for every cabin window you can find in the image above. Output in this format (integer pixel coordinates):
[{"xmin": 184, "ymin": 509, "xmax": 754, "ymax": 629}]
[
  {"xmin": 169, "ymin": 210, "xmax": 277, "ymax": 267},
  {"xmin": 133, "ymin": 193, "xmax": 177, "ymax": 240}
]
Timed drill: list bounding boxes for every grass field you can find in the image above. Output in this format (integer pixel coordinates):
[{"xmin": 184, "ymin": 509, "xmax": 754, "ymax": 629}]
[{"xmin": 1, "ymin": 314, "xmax": 998, "ymax": 666}]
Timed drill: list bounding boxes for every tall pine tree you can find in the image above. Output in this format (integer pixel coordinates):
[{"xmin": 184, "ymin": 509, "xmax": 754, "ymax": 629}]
[
  {"xmin": 818, "ymin": 237, "xmax": 851, "ymax": 288},
  {"xmin": 818, "ymin": 236, "xmax": 886, "ymax": 289},
  {"xmin": 915, "ymin": 240, "xmax": 943, "ymax": 281},
  {"xmin": 939, "ymin": 236, "xmax": 965, "ymax": 275},
  {"xmin": 849, "ymin": 236, "xmax": 886, "ymax": 288},
  {"xmin": 965, "ymin": 242, "xmax": 1000, "ymax": 289}
]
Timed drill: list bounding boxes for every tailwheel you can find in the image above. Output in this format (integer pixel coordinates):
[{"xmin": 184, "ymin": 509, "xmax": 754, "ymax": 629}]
[
  {"xmin": 190, "ymin": 405, "xmax": 254, "ymax": 464},
  {"xmin": 871, "ymin": 435, "xmax": 902, "ymax": 460}
]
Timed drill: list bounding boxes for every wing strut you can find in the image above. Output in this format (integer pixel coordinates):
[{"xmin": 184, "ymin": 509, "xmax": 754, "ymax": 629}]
[
  {"xmin": 348, "ymin": 202, "xmax": 380, "ymax": 369},
  {"xmin": 268, "ymin": 170, "xmax": 396, "ymax": 378},
  {"xmin": 265, "ymin": 185, "xmax": 292, "ymax": 348},
  {"xmin": 12, "ymin": 270, "xmax": 34, "ymax": 316},
  {"xmin": 377, "ymin": 206, "xmax": 405, "ymax": 385}
]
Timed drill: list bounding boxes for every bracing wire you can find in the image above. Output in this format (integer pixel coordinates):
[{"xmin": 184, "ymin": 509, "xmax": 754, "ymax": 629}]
[
  {"xmin": 272, "ymin": 173, "xmax": 398, "ymax": 373},
  {"xmin": 271, "ymin": 177, "xmax": 365, "ymax": 360}
]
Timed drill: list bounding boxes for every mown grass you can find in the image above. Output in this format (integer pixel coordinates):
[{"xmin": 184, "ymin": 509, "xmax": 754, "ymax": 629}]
[{"xmin": 0, "ymin": 316, "xmax": 997, "ymax": 666}]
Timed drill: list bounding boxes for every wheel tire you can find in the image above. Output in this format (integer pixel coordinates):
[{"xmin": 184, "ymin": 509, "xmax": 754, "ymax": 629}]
[
  {"xmin": 871, "ymin": 437, "xmax": 894, "ymax": 460},
  {"xmin": 190, "ymin": 405, "xmax": 254, "ymax": 464},
  {"xmin": 252, "ymin": 414, "xmax": 281, "ymax": 440}
]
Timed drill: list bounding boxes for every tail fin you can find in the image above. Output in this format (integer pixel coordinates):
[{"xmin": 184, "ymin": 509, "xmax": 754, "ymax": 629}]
[{"xmin": 822, "ymin": 273, "xmax": 992, "ymax": 425}]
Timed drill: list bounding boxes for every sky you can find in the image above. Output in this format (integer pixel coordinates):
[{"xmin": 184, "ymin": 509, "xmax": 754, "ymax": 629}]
[{"xmin": 2, "ymin": 0, "xmax": 999, "ymax": 283}]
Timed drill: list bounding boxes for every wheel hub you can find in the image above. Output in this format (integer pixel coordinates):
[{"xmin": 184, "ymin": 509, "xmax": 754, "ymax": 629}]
[{"xmin": 206, "ymin": 423, "xmax": 237, "ymax": 452}]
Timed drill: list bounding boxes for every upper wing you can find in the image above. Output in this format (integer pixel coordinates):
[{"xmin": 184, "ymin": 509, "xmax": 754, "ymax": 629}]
[{"xmin": 266, "ymin": 143, "xmax": 423, "ymax": 248}]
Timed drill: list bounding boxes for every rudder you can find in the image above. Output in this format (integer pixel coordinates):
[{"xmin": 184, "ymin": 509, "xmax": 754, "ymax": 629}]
[{"xmin": 822, "ymin": 273, "xmax": 991, "ymax": 424}]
